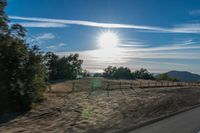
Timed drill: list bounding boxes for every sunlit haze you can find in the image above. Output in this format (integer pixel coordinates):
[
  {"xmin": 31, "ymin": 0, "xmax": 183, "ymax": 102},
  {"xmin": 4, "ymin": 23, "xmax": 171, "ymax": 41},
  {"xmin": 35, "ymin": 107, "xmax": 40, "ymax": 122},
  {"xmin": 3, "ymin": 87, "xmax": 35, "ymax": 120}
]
[
  {"xmin": 6, "ymin": 0, "xmax": 200, "ymax": 74},
  {"xmin": 98, "ymin": 31, "xmax": 119, "ymax": 49}
]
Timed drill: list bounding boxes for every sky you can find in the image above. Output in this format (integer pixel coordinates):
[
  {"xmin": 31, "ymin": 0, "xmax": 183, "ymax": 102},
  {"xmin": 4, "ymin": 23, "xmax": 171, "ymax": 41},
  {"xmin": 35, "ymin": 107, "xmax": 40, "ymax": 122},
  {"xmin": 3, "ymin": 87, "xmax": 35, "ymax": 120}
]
[{"xmin": 6, "ymin": 0, "xmax": 200, "ymax": 74}]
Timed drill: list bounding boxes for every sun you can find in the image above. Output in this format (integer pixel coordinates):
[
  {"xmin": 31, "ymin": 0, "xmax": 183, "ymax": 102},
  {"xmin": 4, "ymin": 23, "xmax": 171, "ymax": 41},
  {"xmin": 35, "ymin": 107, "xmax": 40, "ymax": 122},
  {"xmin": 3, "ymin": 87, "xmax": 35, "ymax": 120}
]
[{"xmin": 98, "ymin": 31, "xmax": 119, "ymax": 49}]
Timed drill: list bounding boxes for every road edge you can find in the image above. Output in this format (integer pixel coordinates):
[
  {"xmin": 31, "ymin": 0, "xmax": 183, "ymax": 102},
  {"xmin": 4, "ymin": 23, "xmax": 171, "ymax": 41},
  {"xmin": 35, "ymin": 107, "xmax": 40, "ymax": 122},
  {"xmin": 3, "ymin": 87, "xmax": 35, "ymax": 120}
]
[{"xmin": 112, "ymin": 104, "xmax": 200, "ymax": 133}]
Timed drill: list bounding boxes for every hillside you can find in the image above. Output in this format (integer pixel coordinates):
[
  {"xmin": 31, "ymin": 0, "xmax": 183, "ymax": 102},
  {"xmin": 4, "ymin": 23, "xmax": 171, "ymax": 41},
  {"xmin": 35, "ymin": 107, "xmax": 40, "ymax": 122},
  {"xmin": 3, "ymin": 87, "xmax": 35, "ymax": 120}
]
[
  {"xmin": 166, "ymin": 71, "xmax": 200, "ymax": 82},
  {"xmin": 0, "ymin": 78, "xmax": 200, "ymax": 133}
]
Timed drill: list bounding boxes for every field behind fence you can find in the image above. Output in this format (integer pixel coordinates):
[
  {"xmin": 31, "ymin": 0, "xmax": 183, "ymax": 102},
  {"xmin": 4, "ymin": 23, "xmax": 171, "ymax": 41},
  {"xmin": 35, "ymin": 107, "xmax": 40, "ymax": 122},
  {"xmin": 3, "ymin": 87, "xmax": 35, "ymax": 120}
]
[{"xmin": 51, "ymin": 78, "xmax": 200, "ymax": 96}]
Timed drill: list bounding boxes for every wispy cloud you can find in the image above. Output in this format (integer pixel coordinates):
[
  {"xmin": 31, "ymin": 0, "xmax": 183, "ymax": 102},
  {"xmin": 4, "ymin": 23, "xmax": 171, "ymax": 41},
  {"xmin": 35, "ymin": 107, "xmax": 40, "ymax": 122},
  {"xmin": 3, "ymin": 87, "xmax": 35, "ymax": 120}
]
[
  {"xmin": 171, "ymin": 23, "xmax": 200, "ymax": 33},
  {"xmin": 119, "ymin": 40, "xmax": 147, "ymax": 48},
  {"xmin": 175, "ymin": 39, "xmax": 195, "ymax": 46},
  {"xmin": 36, "ymin": 33, "xmax": 55, "ymax": 41},
  {"xmin": 131, "ymin": 60, "xmax": 188, "ymax": 67},
  {"xmin": 11, "ymin": 22, "xmax": 67, "ymax": 28},
  {"xmin": 46, "ymin": 45, "xmax": 56, "ymax": 50},
  {"xmin": 9, "ymin": 15, "xmax": 200, "ymax": 34},
  {"xmin": 45, "ymin": 43, "xmax": 68, "ymax": 51},
  {"xmin": 58, "ymin": 43, "xmax": 67, "ymax": 47},
  {"xmin": 8, "ymin": 16, "xmax": 200, "ymax": 73},
  {"xmin": 125, "ymin": 44, "xmax": 200, "ymax": 52},
  {"xmin": 26, "ymin": 33, "xmax": 55, "ymax": 45},
  {"xmin": 189, "ymin": 9, "xmax": 200, "ymax": 16},
  {"xmin": 56, "ymin": 41, "xmax": 200, "ymax": 73},
  {"xmin": 9, "ymin": 15, "xmax": 165, "ymax": 31}
]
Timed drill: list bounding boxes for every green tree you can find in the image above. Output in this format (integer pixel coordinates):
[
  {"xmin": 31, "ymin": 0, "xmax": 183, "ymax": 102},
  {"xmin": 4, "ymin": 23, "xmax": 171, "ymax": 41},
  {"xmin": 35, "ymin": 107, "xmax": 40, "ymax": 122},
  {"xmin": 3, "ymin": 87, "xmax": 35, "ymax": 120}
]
[
  {"xmin": 0, "ymin": 0, "xmax": 46, "ymax": 113},
  {"xmin": 44, "ymin": 52, "xmax": 83, "ymax": 80},
  {"xmin": 113, "ymin": 67, "xmax": 132, "ymax": 79},
  {"xmin": 82, "ymin": 69, "xmax": 90, "ymax": 77},
  {"xmin": 0, "ymin": 0, "xmax": 9, "ymax": 34},
  {"xmin": 103, "ymin": 66, "xmax": 155, "ymax": 80},
  {"xmin": 103, "ymin": 66, "xmax": 117, "ymax": 79},
  {"xmin": 93, "ymin": 73, "xmax": 103, "ymax": 77},
  {"xmin": 103, "ymin": 66, "xmax": 132, "ymax": 79},
  {"xmin": 156, "ymin": 73, "xmax": 178, "ymax": 81},
  {"xmin": 44, "ymin": 52, "xmax": 59, "ymax": 80},
  {"xmin": 133, "ymin": 68, "xmax": 154, "ymax": 80}
]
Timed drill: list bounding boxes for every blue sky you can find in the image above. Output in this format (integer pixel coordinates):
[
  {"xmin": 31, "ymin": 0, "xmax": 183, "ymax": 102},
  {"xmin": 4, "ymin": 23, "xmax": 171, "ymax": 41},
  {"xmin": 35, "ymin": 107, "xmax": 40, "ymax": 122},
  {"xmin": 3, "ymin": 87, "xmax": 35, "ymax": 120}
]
[{"xmin": 6, "ymin": 0, "xmax": 200, "ymax": 74}]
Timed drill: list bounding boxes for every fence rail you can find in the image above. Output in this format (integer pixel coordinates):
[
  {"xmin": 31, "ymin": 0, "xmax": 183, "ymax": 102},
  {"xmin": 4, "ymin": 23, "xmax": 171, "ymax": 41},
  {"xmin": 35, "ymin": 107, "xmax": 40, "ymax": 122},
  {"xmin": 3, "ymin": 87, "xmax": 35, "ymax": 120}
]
[{"xmin": 69, "ymin": 79, "xmax": 200, "ymax": 97}]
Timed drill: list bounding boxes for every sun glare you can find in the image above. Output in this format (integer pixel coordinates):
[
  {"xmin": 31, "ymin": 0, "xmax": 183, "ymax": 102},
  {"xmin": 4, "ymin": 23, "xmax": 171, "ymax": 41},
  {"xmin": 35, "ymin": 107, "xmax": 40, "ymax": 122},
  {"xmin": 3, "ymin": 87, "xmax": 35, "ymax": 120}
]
[{"xmin": 98, "ymin": 31, "xmax": 119, "ymax": 49}]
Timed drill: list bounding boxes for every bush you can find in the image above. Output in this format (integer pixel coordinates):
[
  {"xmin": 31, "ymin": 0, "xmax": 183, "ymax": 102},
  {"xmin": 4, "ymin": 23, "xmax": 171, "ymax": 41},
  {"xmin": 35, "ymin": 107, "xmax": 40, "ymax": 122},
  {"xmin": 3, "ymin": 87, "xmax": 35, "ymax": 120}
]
[{"xmin": 155, "ymin": 73, "xmax": 178, "ymax": 82}]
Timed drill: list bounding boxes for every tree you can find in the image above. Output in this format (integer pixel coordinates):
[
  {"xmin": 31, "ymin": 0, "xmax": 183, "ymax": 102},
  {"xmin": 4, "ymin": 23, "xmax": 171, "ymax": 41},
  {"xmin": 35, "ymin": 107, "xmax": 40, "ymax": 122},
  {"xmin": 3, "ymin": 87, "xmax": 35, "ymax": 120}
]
[
  {"xmin": 0, "ymin": 0, "xmax": 46, "ymax": 113},
  {"xmin": 155, "ymin": 73, "xmax": 178, "ymax": 81},
  {"xmin": 0, "ymin": 0, "xmax": 9, "ymax": 34},
  {"xmin": 65, "ymin": 54, "xmax": 83, "ymax": 79},
  {"xmin": 113, "ymin": 67, "xmax": 132, "ymax": 79},
  {"xmin": 103, "ymin": 66, "xmax": 155, "ymax": 80},
  {"xmin": 93, "ymin": 73, "xmax": 103, "ymax": 77},
  {"xmin": 103, "ymin": 66, "xmax": 132, "ymax": 79},
  {"xmin": 44, "ymin": 52, "xmax": 59, "ymax": 80},
  {"xmin": 103, "ymin": 66, "xmax": 117, "ymax": 79},
  {"xmin": 82, "ymin": 69, "xmax": 90, "ymax": 77},
  {"xmin": 44, "ymin": 52, "xmax": 83, "ymax": 80},
  {"xmin": 133, "ymin": 68, "xmax": 154, "ymax": 80}
]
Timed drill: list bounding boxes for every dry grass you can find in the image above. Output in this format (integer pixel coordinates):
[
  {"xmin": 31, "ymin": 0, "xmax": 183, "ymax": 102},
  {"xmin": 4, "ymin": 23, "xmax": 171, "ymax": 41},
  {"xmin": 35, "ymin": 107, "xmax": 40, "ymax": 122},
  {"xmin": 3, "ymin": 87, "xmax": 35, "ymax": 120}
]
[{"xmin": 0, "ymin": 78, "xmax": 200, "ymax": 133}]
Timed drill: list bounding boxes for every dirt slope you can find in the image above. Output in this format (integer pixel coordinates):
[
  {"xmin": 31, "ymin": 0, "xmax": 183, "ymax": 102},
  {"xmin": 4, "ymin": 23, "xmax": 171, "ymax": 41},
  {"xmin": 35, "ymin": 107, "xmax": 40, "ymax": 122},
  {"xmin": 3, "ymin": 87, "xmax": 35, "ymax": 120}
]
[{"xmin": 0, "ymin": 78, "xmax": 200, "ymax": 133}]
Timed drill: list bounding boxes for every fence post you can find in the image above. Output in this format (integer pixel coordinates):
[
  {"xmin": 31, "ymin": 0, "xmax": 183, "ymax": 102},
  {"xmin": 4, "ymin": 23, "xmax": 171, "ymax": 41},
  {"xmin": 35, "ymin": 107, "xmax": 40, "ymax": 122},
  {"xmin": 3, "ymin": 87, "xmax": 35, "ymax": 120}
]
[
  {"xmin": 72, "ymin": 81, "xmax": 75, "ymax": 92},
  {"xmin": 48, "ymin": 83, "xmax": 52, "ymax": 92},
  {"xmin": 148, "ymin": 82, "xmax": 150, "ymax": 87},
  {"xmin": 140, "ymin": 81, "xmax": 141, "ymax": 88},
  {"xmin": 107, "ymin": 81, "xmax": 110, "ymax": 97},
  {"xmin": 130, "ymin": 82, "xmax": 133, "ymax": 89},
  {"xmin": 119, "ymin": 81, "xmax": 125, "ymax": 95},
  {"xmin": 120, "ymin": 81, "xmax": 122, "ymax": 90},
  {"xmin": 92, "ymin": 80, "xmax": 94, "ymax": 90}
]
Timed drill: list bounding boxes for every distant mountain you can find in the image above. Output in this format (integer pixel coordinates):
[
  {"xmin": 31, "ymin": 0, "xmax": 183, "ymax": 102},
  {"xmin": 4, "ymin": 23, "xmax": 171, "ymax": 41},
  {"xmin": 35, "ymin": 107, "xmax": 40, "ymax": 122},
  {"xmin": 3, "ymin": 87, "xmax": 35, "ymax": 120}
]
[{"xmin": 165, "ymin": 71, "xmax": 200, "ymax": 82}]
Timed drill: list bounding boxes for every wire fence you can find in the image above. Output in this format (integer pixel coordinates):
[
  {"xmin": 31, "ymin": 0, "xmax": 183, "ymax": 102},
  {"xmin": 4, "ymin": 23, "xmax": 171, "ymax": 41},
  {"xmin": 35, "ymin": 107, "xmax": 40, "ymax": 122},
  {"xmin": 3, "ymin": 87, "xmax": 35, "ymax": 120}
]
[{"xmin": 68, "ymin": 78, "xmax": 200, "ymax": 97}]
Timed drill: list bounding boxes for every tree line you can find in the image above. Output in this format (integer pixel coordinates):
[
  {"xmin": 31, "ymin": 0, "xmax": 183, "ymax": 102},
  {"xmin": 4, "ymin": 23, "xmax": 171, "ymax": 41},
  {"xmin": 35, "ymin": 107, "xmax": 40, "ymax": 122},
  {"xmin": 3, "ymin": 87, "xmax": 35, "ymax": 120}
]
[
  {"xmin": 103, "ymin": 66, "xmax": 154, "ymax": 80},
  {"xmin": 101, "ymin": 66, "xmax": 177, "ymax": 81}
]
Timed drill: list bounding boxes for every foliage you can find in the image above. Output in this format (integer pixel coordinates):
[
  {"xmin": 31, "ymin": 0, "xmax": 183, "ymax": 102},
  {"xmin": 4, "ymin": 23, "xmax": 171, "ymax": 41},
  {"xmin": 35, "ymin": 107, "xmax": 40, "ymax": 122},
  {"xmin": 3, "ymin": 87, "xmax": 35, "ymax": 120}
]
[
  {"xmin": 0, "ymin": 0, "xmax": 46, "ymax": 113},
  {"xmin": 0, "ymin": 0, "xmax": 9, "ymax": 34},
  {"xmin": 133, "ymin": 68, "xmax": 154, "ymax": 80},
  {"xmin": 103, "ymin": 66, "xmax": 133, "ymax": 79},
  {"xmin": 44, "ymin": 52, "xmax": 83, "ymax": 80},
  {"xmin": 103, "ymin": 66, "xmax": 154, "ymax": 80},
  {"xmin": 82, "ymin": 69, "xmax": 90, "ymax": 77},
  {"xmin": 155, "ymin": 73, "xmax": 178, "ymax": 81},
  {"xmin": 93, "ymin": 73, "xmax": 103, "ymax": 77}
]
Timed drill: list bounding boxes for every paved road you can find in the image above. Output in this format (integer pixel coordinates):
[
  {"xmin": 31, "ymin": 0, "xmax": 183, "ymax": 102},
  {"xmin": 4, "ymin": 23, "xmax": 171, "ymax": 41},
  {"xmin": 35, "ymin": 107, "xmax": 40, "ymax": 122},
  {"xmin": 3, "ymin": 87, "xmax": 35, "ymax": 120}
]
[{"xmin": 129, "ymin": 107, "xmax": 200, "ymax": 133}]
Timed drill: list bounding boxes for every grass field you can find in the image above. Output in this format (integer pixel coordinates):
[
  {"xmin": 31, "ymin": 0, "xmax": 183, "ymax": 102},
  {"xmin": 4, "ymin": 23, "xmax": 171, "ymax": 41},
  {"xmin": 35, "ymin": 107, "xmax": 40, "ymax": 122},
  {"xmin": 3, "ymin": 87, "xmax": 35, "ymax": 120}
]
[{"xmin": 1, "ymin": 78, "xmax": 200, "ymax": 133}]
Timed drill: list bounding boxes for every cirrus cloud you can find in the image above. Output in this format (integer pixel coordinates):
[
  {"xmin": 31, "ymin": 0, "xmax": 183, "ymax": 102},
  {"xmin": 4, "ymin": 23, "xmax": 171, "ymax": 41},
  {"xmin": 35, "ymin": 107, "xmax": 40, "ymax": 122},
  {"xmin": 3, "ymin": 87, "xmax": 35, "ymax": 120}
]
[{"xmin": 9, "ymin": 15, "xmax": 200, "ymax": 34}]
